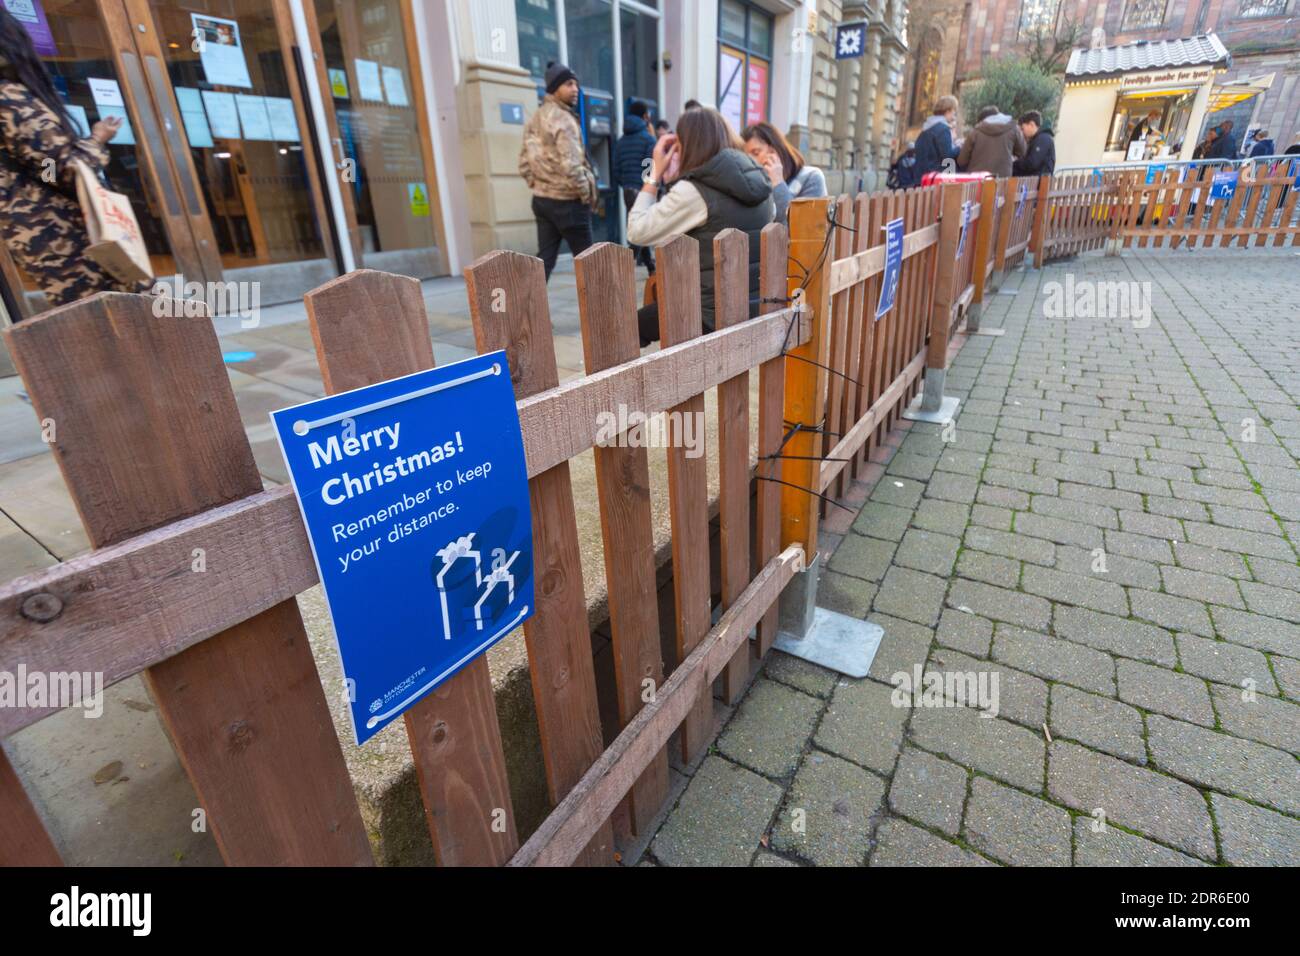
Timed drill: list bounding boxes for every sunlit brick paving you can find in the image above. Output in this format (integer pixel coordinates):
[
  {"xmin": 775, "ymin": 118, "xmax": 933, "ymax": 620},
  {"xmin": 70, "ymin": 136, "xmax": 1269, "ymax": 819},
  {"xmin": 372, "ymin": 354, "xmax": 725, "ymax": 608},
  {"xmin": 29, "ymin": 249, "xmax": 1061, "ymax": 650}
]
[{"xmin": 646, "ymin": 251, "xmax": 1300, "ymax": 867}]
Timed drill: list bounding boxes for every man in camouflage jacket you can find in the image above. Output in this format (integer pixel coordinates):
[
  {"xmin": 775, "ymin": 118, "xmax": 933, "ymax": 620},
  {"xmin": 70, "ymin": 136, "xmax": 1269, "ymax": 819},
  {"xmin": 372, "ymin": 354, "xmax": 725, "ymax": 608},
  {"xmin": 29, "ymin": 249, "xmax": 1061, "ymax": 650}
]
[{"xmin": 518, "ymin": 61, "xmax": 597, "ymax": 280}]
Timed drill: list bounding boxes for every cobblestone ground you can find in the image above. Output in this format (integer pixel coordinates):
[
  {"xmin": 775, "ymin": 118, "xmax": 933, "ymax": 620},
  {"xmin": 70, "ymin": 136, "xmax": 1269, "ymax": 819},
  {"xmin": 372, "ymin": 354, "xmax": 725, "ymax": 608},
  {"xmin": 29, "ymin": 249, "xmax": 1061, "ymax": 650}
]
[{"xmin": 646, "ymin": 250, "xmax": 1300, "ymax": 867}]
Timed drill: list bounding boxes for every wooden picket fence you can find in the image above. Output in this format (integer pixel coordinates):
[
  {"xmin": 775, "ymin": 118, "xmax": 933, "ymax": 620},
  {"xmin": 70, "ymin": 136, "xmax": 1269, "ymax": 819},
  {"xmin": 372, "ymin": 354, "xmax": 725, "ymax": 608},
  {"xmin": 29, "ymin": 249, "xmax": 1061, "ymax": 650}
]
[
  {"xmin": 0, "ymin": 181, "xmax": 1038, "ymax": 868},
  {"xmin": 1030, "ymin": 160, "xmax": 1300, "ymax": 262},
  {"xmin": 1031, "ymin": 171, "xmax": 1119, "ymax": 263},
  {"xmin": 1112, "ymin": 160, "xmax": 1300, "ymax": 249}
]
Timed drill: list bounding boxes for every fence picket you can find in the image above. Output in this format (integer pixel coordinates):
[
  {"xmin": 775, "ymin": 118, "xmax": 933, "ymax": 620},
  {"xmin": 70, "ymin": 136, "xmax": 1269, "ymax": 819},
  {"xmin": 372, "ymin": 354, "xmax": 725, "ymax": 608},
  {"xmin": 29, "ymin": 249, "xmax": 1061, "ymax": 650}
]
[
  {"xmin": 574, "ymin": 243, "xmax": 671, "ymax": 837},
  {"xmin": 7, "ymin": 292, "xmax": 373, "ymax": 866},
  {"xmin": 654, "ymin": 235, "xmax": 714, "ymax": 767},
  {"xmin": 714, "ymin": 230, "xmax": 756, "ymax": 704},
  {"xmin": 0, "ymin": 750, "xmax": 60, "ymax": 865},
  {"xmin": 755, "ymin": 223, "xmax": 789, "ymax": 658},
  {"xmin": 303, "ymin": 269, "xmax": 520, "ymax": 867},
  {"xmin": 464, "ymin": 251, "xmax": 615, "ymax": 866}
]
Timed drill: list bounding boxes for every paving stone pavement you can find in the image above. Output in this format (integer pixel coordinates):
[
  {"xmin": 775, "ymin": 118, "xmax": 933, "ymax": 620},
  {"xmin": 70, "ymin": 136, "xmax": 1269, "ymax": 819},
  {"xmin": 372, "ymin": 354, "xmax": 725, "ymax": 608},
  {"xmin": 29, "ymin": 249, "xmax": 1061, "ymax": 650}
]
[{"xmin": 646, "ymin": 250, "xmax": 1300, "ymax": 867}]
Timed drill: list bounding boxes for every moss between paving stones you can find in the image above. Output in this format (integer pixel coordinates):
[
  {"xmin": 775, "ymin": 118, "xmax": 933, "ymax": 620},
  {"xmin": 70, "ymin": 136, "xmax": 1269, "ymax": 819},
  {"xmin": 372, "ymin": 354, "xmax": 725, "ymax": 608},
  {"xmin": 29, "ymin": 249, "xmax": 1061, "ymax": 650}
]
[{"xmin": 771, "ymin": 752, "xmax": 886, "ymax": 866}]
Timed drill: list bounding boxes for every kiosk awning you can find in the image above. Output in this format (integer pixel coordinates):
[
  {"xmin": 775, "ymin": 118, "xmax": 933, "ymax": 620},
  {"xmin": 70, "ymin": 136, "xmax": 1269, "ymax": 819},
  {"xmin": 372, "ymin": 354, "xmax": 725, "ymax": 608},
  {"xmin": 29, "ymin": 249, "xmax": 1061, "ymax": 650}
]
[{"xmin": 1208, "ymin": 73, "xmax": 1275, "ymax": 111}]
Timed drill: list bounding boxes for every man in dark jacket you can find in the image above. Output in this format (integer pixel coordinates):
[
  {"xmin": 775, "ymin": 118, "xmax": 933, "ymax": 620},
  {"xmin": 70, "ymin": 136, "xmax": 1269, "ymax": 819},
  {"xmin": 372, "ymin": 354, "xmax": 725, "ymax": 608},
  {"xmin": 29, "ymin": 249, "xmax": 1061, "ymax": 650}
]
[
  {"xmin": 914, "ymin": 95, "xmax": 961, "ymax": 179},
  {"xmin": 1013, "ymin": 110, "xmax": 1055, "ymax": 177},
  {"xmin": 613, "ymin": 100, "xmax": 658, "ymax": 273},
  {"xmin": 1210, "ymin": 120, "xmax": 1238, "ymax": 160}
]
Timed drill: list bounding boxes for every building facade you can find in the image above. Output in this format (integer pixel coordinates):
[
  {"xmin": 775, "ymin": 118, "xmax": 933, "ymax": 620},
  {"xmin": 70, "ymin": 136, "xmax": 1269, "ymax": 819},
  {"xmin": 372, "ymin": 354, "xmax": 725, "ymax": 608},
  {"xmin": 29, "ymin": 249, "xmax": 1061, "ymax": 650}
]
[
  {"xmin": 0, "ymin": 0, "xmax": 912, "ymax": 321},
  {"xmin": 902, "ymin": 1, "xmax": 1300, "ymax": 153}
]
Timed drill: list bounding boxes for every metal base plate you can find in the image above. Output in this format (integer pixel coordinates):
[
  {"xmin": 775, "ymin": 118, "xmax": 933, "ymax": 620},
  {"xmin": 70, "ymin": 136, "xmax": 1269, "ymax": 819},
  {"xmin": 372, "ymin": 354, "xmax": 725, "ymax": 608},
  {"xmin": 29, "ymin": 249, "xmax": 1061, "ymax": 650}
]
[
  {"xmin": 901, "ymin": 393, "xmax": 961, "ymax": 424},
  {"xmin": 773, "ymin": 607, "xmax": 884, "ymax": 678},
  {"xmin": 968, "ymin": 327, "xmax": 1005, "ymax": 336}
]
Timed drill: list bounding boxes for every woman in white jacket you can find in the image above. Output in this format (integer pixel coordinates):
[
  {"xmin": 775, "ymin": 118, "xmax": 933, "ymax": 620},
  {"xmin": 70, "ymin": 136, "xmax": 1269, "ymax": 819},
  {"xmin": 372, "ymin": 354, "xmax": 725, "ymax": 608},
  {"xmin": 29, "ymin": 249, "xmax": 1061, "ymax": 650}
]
[{"xmin": 741, "ymin": 121, "xmax": 826, "ymax": 224}]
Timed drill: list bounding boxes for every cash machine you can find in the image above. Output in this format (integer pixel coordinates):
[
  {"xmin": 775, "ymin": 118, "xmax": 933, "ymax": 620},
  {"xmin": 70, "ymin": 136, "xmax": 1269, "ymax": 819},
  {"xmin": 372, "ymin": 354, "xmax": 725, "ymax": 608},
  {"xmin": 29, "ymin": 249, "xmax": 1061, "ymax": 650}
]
[{"xmin": 579, "ymin": 88, "xmax": 617, "ymax": 242}]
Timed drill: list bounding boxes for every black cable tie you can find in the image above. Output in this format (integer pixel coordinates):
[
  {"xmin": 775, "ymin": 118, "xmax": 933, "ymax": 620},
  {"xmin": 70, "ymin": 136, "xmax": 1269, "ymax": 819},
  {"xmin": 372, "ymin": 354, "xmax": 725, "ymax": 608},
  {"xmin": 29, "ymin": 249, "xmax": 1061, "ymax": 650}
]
[
  {"xmin": 755, "ymin": 475, "xmax": 854, "ymax": 513},
  {"xmin": 782, "ymin": 351, "xmax": 862, "ymax": 389},
  {"xmin": 760, "ymin": 453, "xmax": 853, "ymax": 463}
]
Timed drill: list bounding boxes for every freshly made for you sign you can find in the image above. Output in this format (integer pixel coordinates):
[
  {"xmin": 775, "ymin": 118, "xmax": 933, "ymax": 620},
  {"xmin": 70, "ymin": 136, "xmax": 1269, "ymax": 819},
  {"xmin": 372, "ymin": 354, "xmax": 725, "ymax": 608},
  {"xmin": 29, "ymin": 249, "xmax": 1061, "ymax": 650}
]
[{"xmin": 272, "ymin": 351, "xmax": 534, "ymax": 744}]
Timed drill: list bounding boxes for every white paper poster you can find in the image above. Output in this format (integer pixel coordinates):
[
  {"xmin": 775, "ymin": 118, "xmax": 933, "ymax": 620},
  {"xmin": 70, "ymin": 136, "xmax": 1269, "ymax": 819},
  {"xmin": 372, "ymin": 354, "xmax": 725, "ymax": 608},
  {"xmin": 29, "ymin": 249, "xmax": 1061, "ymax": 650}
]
[
  {"xmin": 87, "ymin": 77, "xmax": 135, "ymax": 145},
  {"xmin": 191, "ymin": 13, "xmax": 253, "ymax": 88},
  {"xmin": 381, "ymin": 65, "xmax": 408, "ymax": 107},
  {"xmin": 201, "ymin": 90, "xmax": 241, "ymax": 139},
  {"xmin": 264, "ymin": 97, "xmax": 301, "ymax": 142},
  {"xmin": 355, "ymin": 59, "xmax": 383, "ymax": 102},
  {"xmin": 717, "ymin": 50, "xmax": 744, "ymax": 133},
  {"xmin": 235, "ymin": 94, "xmax": 273, "ymax": 141},
  {"xmin": 174, "ymin": 86, "xmax": 214, "ymax": 148}
]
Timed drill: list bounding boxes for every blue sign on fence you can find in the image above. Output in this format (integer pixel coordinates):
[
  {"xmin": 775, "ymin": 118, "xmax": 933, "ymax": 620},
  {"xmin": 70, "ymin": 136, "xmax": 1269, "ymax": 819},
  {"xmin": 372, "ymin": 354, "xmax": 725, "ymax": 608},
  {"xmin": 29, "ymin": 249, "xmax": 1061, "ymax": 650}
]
[
  {"xmin": 1210, "ymin": 170, "xmax": 1237, "ymax": 200},
  {"xmin": 1015, "ymin": 183, "xmax": 1027, "ymax": 219},
  {"xmin": 1145, "ymin": 163, "xmax": 1166, "ymax": 185},
  {"xmin": 876, "ymin": 217, "xmax": 904, "ymax": 319},
  {"xmin": 271, "ymin": 351, "xmax": 534, "ymax": 745},
  {"xmin": 956, "ymin": 200, "xmax": 972, "ymax": 260}
]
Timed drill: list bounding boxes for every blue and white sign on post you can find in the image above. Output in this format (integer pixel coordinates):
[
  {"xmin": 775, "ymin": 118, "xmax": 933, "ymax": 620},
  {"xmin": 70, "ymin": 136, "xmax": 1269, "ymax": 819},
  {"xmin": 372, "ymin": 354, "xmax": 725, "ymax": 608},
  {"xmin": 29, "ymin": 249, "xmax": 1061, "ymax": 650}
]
[
  {"xmin": 1210, "ymin": 170, "xmax": 1237, "ymax": 200},
  {"xmin": 876, "ymin": 217, "xmax": 905, "ymax": 319},
  {"xmin": 271, "ymin": 351, "xmax": 534, "ymax": 745},
  {"xmin": 1015, "ymin": 183, "xmax": 1028, "ymax": 219},
  {"xmin": 1145, "ymin": 163, "xmax": 1167, "ymax": 185},
  {"xmin": 956, "ymin": 200, "xmax": 972, "ymax": 259},
  {"xmin": 835, "ymin": 21, "xmax": 866, "ymax": 59}
]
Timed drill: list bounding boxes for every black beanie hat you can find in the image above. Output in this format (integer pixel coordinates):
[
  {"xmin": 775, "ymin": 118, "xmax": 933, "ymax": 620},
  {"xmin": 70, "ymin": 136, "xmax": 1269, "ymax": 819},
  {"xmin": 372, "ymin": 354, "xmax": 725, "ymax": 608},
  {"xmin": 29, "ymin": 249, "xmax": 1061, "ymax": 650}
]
[{"xmin": 545, "ymin": 61, "xmax": 577, "ymax": 94}]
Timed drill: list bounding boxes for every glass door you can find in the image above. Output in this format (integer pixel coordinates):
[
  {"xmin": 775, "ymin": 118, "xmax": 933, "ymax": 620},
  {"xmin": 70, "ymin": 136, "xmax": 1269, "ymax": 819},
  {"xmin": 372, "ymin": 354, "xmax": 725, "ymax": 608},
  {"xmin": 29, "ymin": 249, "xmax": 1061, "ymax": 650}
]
[
  {"xmin": 139, "ymin": 0, "xmax": 334, "ymax": 283},
  {"xmin": 307, "ymin": 0, "xmax": 444, "ymax": 279},
  {"xmin": 0, "ymin": 0, "xmax": 207, "ymax": 306}
]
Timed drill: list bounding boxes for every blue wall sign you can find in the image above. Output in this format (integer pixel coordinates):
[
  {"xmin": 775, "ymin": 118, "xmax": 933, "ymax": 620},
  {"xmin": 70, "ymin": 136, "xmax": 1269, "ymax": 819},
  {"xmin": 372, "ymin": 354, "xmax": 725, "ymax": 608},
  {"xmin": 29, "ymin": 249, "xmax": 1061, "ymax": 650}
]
[
  {"xmin": 835, "ymin": 22, "xmax": 866, "ymax": 59},
  {"xmin": 876, "ymin": 217, "xmax": 904, "ymax": 320},
  {"xmin": 271, "ymin": 351, "xmax": 534, "ymax": 745},
  {"xmin": 1210, "ymin": 170, "xmax": 1237, "ymax": 200}
]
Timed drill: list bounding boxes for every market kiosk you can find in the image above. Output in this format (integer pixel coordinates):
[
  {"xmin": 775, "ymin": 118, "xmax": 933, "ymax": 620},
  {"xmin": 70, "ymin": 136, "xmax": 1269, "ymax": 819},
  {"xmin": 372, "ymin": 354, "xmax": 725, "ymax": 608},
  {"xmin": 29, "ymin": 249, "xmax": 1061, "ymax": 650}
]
[{"xmin": 1056, "ymin": 35, "xmax": 1232, "ymax": 167}]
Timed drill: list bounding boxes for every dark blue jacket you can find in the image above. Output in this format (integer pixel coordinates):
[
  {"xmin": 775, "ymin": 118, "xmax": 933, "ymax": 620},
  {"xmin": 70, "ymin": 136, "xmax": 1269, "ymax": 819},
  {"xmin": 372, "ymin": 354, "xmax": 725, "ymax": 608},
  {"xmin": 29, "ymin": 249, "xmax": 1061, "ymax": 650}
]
[
  {"xmin": 613, "ymin": 116, "xmax": 656, "ymax": 190},
  {"xmin": 888, "ymin": 151, "xmax": 920, "ymax": 189},
  {"xmin": 1249, "ymin": 138, "xmax": 1275, "ymax": 158},
  {"xmin": 1210, "ymin": 127, "xmax": 1238, "ymax": 160},
  {"xmin": 914, "ymin": 117, "xmax": 959, "ymax": 178}
]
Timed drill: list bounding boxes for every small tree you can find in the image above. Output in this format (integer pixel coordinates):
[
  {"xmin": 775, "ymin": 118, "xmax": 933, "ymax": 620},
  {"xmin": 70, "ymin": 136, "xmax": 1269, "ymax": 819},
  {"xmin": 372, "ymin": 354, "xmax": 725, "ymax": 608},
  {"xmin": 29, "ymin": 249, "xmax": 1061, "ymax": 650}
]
[
  {"xmin": 1024, "ymin": 15, "xmax": 1084, "ymax": 75},
  {"xmin": 961, "ymin": 58, "xmax": 1063, "ymax": 130}
]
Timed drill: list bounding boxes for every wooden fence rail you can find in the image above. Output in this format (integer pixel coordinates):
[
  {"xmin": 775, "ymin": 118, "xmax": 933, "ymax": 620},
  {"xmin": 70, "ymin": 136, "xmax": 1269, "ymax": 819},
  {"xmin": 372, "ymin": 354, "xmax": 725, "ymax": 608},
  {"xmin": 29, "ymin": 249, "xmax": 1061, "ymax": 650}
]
[{"xmin": 4, "ymin": 167, "xmax": 1215, "ymax": 867}]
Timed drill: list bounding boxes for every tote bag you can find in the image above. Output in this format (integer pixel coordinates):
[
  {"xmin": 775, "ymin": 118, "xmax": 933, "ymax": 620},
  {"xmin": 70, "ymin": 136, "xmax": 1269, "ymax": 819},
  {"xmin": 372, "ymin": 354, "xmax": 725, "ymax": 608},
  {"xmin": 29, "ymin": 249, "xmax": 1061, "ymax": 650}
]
[{"xmin": 71, "ymin": 160, "xmax": 152, "ymax": 285}]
